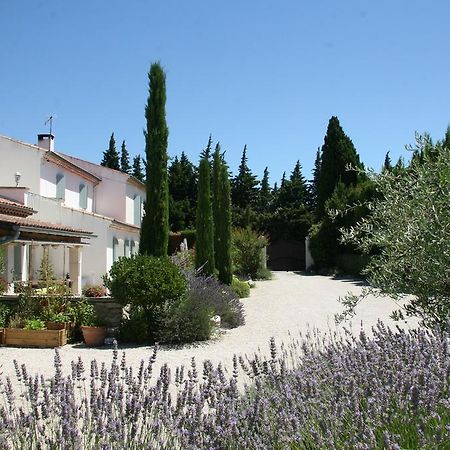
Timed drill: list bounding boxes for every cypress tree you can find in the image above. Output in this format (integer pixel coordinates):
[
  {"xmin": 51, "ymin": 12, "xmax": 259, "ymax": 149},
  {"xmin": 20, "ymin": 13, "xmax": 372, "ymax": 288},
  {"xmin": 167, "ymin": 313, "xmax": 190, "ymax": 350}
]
[
  {"xmin": 132, "ymin": 155, "xmax": 145, "ymax": 182},
  {"xmin": 195, "ymin": 158, "xmax": 215, "ymax": 274},
  {"xmin": 308, "ymin": 148, "xmax": 321, "ymax": 208},
  {"xmin": 101, "ymin": 133, "xmax": 120, "ymax": 170},
  {"xmin": 212, "ymin": 143, "xmax": 222, "ymax": 266},
  {"xmin": 139, "ymin": 63, "xmax": 169, "ymax": 256},
  {"xmin": 120, "ymin": 140, "xmax": 131, "ymax": 174},
  {"xmin": 316, "ymin": 116, "xmax": 362, "ymax": 218},
  {"xmin": 382, "ymin": 151, "xmax": 393, "ymax": 173},
  {"xmin": 215, "ymin": 160, "xmax": 232, "ymax": 285}
]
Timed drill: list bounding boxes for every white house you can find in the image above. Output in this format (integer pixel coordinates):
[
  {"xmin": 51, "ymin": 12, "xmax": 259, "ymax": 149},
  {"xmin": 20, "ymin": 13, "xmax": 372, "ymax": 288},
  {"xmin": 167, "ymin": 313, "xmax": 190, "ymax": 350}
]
[{"xmin": 0, "ymin": 133, "xmax": 146, "ymax": 294}]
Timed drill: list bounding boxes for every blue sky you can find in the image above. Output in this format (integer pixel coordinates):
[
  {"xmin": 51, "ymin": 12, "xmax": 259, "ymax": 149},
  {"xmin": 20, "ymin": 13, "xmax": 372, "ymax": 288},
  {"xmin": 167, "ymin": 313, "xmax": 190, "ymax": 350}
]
[{"xmin": 1, "ymin": 1, "xmax": 450, "ymax": 185}]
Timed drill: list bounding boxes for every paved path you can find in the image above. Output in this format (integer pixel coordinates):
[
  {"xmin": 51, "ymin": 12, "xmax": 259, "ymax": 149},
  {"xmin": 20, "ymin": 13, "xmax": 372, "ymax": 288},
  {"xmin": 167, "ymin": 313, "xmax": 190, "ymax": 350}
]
[{"xmin": 0, "ymin": 272, "xmax": 417, "ymax": 386}]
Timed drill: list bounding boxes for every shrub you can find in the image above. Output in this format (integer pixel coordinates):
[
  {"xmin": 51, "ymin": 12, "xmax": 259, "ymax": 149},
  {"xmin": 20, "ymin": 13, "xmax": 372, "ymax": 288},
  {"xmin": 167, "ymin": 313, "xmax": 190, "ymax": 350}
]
[
  {"xmin": 256, "ymin": 267, "xmax": 272, "ymax": 280},
  {"xmin": 23, "ymin": 318, "xmax": 45, "ymax": 330},
  {"xmin": 231, "ymin": 276, "xmax": 250, "ymax": 298},
  {"xmin": 155, "ymin": 295, "xmax": 213, "ymax": 344},
  {"xmin": 119, "ymin": 306, "xmax": 152, "ymax": 344},
  {"xmin": 0, "ymin": 303, "xmax": 12, "ymax": 327},
  {"xmin": 179, "ymin": 268, "xmax": 245, "ymax": 328},
  {"xmin": 106, "ymin": 255, "xmax": 187, "ymax": 341},
  {"xmin": 82, "ymin": 284, "xmax": 108, "ymax": 298},
  {"xmin": 0, "ymin": 277, "xmax": 8, "ymax": 294},
  {"xmin": 232, "ymin": 228, "xmax": 268, "ymax": 279}
]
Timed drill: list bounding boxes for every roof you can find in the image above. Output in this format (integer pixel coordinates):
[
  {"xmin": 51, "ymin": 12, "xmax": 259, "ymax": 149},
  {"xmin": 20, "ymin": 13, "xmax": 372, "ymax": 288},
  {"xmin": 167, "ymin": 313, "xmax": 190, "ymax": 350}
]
[
  {"xmin": 44, "ymin": 152, "xmax": 102, "ymax": 185},
  {"xmin": 0, "ymin": 197, "xmax": 35, "ymax": 217},
  {"xmin": 0, "ymin": 213, "xmax": 93, "ymax": 236}
]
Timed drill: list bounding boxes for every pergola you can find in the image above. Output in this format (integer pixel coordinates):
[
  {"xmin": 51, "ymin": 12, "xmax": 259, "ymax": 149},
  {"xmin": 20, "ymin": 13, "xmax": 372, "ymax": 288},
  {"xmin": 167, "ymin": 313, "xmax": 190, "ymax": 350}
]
[{"xmin": 0, "ymin": 208, "xmax": 94, "ymax": 295}]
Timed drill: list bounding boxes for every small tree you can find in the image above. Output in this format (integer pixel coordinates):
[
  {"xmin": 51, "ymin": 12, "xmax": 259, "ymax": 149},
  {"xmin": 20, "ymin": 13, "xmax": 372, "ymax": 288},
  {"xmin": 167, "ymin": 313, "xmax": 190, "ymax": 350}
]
[
  {"xmin": 338, "ymin": 136, "xmax": 450, "ymax": 329},
  {"xmin": 140, "ymin": 62, "xmax": 169, "ymax": 256},
  {"xmin": 195, "ymin": 158, "xmax": 215, "ymax": 275},
  {"xmin": 101, "ymin": 133, "xmax": 120, "ymax": 170},
  {"xmin": 120, "ymin": 140, "xmax": 131, "ymax": 174}
]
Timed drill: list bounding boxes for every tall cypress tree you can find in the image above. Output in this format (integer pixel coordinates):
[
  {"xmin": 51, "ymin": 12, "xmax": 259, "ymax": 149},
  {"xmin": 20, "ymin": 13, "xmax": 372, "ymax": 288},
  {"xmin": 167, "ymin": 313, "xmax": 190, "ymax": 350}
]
[
  {"xmin": 212, "ymin": 143, "xmax": 222, "ymax": 266},
  {"xmin": 382, "ymin": 151, "xmax": 393, "ymax": 173},
  {"xmin": 195, "ymin": 158, "xmax": 215, "ymax": 274},
  {"xmin": 120, "ymin": 140, "xmax": 131, "ymax": 174},
  {"xmin": 316, "ymin": 116, "xmax": 362, "ymax": 218},
  {"xmin": 215, "ymin": 159, "xmax": 232, "ymax": 284},
  {"xmin": 101, "ymin": 133, "xmax": 120, "ymax": 170},
  {"xmin": 139, "ymin": 62, "xmax": 169, "ymax": 256},
  {"xmin": 132, "ymin": 155, "xmax": 145, "ymax": 182}
]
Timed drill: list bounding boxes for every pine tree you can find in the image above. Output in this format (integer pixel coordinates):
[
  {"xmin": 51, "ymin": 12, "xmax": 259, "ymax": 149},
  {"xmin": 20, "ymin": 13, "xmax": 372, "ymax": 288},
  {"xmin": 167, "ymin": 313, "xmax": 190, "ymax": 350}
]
[
  {"xmin": 195, "ymin": 158, "xmax": 215, "ymax": 274},
  {"xmin": 120, "ymin": 140, "xmax": 131, "ymax": 174},
  {"xmin": 382, "ymin": 151, "xmax": 393, "ymax": 173},
  {"xmin": 132, "ymin": 155, "xmax": 145, "ymax": 182},
  {"xmin": 258, "ymin": 166, "xmax": 271, "ymax": 211},
  {"xmin": 308, "ymin": 148, "xmax": 321, "ymax": 208},
  {"xmin": 139, "ymin": 62, "xmax": 169, "ymax": 256},
  {"xmin": 316, "ymin": 116, "xmax": 363, "ymax": 218},
  {"xmin": 168, "ymin": 152, "xmax": 197, "ymax": 230},
  {"xmin": 200, "ymin": 134, "xmax": 213, "ymax": 160},
  {"xmin": 231, "ymin": 145, "xmax": 259, "ymax": 208},
  {"xmin": 101, "ymin": 133, "xmax": 120, "ymax": 170},
  {"xmin": 215, "ymin": 159, "xmax": 232, "ymax": 285}
]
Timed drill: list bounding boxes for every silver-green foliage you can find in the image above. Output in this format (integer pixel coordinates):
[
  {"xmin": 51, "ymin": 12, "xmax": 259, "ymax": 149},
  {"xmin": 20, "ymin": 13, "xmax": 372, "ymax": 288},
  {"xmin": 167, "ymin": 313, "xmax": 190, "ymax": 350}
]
[{"xmin": 338, "ymin": 138, "xmax": 450, "ymax": 328}]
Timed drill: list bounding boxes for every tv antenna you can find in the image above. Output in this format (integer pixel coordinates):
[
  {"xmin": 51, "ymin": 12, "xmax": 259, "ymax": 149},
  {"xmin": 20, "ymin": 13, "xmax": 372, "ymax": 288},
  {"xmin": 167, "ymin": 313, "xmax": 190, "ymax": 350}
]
[{"xmin": 45, "ymin": 114, "xmax": 56, "ymax": 135}]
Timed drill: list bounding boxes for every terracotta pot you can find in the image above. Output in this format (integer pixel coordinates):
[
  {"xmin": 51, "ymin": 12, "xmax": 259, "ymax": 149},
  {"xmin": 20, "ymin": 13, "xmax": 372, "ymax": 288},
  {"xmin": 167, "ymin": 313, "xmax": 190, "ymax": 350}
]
[{"xmin": 81, "ymin": 326, "xmax": 107, "ymax": 347}]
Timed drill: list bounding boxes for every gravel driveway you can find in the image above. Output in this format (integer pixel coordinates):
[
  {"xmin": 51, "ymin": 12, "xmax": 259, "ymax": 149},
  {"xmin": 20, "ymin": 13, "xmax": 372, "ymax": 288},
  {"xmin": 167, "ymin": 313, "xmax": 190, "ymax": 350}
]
[{"xmin": 0, "ymin": 272, "xmax": 418, "ymax": 386}]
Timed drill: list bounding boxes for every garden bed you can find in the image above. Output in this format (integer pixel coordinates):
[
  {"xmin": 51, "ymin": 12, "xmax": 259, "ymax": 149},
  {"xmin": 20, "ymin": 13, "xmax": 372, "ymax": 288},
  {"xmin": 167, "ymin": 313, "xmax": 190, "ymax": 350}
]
[{"xmin": 3, "ymin": 328, "xmax": 67, "ymax": 348}]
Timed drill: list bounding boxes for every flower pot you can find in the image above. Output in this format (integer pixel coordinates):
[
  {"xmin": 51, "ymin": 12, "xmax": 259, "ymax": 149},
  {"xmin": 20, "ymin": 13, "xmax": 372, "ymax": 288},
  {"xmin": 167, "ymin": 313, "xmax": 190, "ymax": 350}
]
[{"xmin": 81, "ymin": 326, "xmax": 107, "ymax": 347}]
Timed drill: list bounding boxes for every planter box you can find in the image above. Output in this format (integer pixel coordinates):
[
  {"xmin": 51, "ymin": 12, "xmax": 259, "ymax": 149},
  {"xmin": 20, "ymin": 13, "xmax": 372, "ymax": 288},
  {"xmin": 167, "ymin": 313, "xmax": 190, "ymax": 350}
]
[
  {"xmin": 3, "ymin": 328, "xmax": 67, "ymax": 348},
  {"xmin": 46, "ymin": 322, "xmax": 73, "ymax": 331},
  {"xmin": 0, "ymin": 328, "xmax": 4, "ymax": 345}
]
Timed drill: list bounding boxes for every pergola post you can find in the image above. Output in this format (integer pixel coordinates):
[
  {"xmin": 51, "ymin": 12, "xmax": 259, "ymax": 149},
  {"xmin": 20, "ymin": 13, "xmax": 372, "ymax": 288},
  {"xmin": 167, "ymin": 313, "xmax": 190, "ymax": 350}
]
[{"xmin": 69, "ymin": 246, "xmax": 82, "ymax": 295}]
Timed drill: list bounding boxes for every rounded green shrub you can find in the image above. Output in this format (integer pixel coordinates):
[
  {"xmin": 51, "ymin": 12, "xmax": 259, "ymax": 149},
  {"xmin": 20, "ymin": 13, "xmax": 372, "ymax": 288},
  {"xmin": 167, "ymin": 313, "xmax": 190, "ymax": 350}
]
[{"xmin": 231, "ymin": 276, "xmax": 250, "ymax": 298}]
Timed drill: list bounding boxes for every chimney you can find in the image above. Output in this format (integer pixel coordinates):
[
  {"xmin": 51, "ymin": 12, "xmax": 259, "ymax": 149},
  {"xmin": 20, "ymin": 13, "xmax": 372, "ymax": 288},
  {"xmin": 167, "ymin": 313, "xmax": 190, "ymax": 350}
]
[{"xmin": 37, "ymin": 133, "xmax": 55, "ymax": 151}]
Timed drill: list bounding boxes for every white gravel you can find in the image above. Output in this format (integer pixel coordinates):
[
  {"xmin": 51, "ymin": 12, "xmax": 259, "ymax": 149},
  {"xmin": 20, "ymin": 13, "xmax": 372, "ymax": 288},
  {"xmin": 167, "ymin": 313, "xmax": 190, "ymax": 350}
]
[{"xmin": 0, "ymin": 272, "xmax": 418, "ymax": 387}]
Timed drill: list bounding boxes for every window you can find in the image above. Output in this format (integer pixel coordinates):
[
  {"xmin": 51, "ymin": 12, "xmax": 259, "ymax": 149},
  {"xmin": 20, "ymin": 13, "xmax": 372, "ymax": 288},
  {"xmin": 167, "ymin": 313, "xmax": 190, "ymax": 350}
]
[
  {"xmin": 79, "ymin": 183, "xmax": 88, "ymax": 209},
  {"xmin": 130, "ymin": 240, "xmax": 136, "ymax": 255},
  {"xmin": 124, "ymin": 239, "xmax": 130, "ymax": 258},
  {"xmin": 112, "ymin": 237, "xmax": 119, "ymax": 262},
  {"xmin": 56, "ymin": 174, "xmax": 65, "ymax": 200},
  {"xmin": 133, "ymin": 194, "xmax": 142, "ymax": 226}
]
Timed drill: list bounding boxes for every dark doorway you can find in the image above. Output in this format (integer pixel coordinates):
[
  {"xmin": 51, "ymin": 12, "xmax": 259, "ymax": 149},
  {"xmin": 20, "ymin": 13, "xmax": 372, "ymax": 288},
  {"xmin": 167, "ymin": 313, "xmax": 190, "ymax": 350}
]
[{"xmin": 267, "ymin": 239, "xmax": 305, "ymax": 271}]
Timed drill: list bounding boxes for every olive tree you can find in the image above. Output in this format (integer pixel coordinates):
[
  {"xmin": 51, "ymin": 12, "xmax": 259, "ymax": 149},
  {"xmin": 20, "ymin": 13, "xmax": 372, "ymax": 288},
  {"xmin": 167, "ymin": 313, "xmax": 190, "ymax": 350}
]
[{"xmin": 337, "ymin": 136, "xmax": 450, "ymax": 329}]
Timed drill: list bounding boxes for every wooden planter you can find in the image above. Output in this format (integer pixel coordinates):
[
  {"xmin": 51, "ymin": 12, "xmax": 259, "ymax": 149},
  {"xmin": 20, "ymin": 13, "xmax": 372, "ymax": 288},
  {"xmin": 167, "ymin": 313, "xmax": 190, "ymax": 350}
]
[
  {"xmin": 0, "ymin": 328, "xmax": 4, "ymax": 345},
  {"xmin": 3, "ymin": 328, "xmax": 67, "ymax": 348},
  {"xmin": 46, "ymin": 322, "xmax": 73, "ymax": 331}
]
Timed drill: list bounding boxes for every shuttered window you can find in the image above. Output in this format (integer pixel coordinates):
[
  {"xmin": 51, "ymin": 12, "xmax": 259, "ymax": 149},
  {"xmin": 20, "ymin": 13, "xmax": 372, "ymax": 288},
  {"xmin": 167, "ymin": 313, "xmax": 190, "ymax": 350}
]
[
  {"xmin": 113, "ymin": 237, "xmax": 119, "ymax": 262},
  {"xmin": 56, "ymin": 174, "xmax": 65, "ymax": 200},
  {"xmin": 79, "ymin": 183, "xmax": 88, "ymax": 209},
  {"xmin": 124, "ymin": 239, "xmax": 130, "ymax": 257},
  {"xmin": 133, "ymin": 194, "xmax": 142, "ymax": 226},
  {"xmin": 130, "ymin": 240, "xmax": 136, "ymax": 255}
]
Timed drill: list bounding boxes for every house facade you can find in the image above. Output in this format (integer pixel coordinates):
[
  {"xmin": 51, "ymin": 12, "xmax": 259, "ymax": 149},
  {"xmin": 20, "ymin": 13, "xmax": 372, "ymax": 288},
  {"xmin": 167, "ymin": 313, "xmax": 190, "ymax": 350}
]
[{"xmin": 0, "ymin": 133, "xmax": 146, "ymax": 294}]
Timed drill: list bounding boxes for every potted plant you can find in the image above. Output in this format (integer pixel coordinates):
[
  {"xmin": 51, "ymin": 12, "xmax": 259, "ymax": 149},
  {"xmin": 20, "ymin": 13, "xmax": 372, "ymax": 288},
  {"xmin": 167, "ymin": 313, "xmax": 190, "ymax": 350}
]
[{"xmin": 74, "ymin": 299, "xmax": 106, "ymax": 346}]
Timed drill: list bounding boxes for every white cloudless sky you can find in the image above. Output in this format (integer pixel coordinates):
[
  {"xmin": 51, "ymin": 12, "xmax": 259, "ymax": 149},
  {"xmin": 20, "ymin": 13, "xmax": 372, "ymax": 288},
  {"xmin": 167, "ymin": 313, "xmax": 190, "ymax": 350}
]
[{"xmin": 1, "ymin": 0, "xmax": 450, "ymax": 184}]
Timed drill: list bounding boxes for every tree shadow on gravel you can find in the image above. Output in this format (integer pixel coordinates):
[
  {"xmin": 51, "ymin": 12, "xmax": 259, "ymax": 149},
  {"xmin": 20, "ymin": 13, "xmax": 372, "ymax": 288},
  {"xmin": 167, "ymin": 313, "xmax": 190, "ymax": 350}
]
[{"xmin": 292, "ymin": 271, "xmax": 369, "ymax": 287}]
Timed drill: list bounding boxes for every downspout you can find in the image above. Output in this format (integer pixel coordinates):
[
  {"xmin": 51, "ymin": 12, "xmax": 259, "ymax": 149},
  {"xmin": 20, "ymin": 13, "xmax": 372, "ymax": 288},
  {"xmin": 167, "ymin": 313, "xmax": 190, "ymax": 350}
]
[{"xmin": 0, "ymin": 226, "xmax": 20, "ymax": 245}]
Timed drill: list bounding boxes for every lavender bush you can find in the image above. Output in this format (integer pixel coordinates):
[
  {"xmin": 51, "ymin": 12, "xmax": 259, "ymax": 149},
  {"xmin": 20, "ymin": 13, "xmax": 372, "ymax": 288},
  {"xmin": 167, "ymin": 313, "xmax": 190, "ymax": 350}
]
[{"xmin": 1, "ymin": 322, "xmax": 449, "ymax": 449}]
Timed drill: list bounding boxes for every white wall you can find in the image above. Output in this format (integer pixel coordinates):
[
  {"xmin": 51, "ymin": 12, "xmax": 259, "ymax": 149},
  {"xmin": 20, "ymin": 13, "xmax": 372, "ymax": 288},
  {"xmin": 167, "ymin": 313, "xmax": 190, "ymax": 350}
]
[{"xmin": 0, "ymin": 135, "xmax": 43, "ymax": 192}]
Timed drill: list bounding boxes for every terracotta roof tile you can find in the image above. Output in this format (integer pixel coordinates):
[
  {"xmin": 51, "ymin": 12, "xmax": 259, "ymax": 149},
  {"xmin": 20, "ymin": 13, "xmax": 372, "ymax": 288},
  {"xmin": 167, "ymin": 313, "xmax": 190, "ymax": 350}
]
[{"xmin": 0, "ymin": 213, "xmax": 93, "ymax": 235}]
